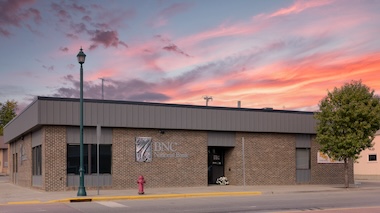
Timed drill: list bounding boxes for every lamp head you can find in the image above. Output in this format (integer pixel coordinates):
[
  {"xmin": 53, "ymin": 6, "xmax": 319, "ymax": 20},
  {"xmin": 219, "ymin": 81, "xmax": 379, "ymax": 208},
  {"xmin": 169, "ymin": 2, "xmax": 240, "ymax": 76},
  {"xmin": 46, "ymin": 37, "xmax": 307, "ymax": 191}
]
[{"xmin": 77, "ymin": 47, "xmax": 86, "ymax": 64}]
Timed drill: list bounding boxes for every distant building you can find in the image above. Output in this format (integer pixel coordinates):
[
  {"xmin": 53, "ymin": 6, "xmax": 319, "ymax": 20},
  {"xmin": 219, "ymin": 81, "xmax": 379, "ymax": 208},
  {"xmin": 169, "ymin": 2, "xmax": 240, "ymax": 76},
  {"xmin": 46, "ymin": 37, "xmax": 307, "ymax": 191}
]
[
  {"xmin": 0, "ymin": 136, "xmax": 9, "ymax": 175},
  {"xmin": 354, "ymin": 131, "xmax": 380, "ymax": 180},
  {"xmin": 4, "ymin": 97, "xmax": 354, "ymax": 191}
]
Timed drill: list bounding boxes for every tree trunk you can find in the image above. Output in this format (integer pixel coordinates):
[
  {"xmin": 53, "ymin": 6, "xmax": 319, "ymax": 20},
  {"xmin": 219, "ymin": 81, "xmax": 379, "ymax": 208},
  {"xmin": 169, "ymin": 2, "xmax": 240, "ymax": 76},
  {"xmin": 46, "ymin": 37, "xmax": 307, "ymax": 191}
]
[{"xmin": 344, "ymin": 158, "xmax": 349, "ymax": 188}]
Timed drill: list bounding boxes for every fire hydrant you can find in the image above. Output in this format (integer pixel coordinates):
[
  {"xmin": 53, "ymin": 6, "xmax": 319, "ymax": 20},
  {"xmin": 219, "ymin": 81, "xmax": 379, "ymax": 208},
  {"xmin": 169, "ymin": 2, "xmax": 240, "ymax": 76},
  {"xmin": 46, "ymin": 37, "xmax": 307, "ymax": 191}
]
[{"xmin": 137, "ymin": 175, "xmax": 145, "ymax": 195}]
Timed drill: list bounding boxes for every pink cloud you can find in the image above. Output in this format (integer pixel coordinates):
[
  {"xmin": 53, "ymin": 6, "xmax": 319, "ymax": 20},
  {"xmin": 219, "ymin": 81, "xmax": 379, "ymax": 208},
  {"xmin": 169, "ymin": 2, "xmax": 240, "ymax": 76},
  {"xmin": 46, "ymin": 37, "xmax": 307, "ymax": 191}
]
[
  {"xmin": 179, "ymin": 22, "xmax": 262, "ymax": 47},
  {"xmin": 42, "ymin": 65, "xmax": 54, "ymax": 72},
  {"xmin": 89, "ymin": 30, "xmax": 128, "ymax": 50},
  {"xmin": 51, "ymin": 2, "xmax": 71, "ymax": 22},
  {"xmin": 59, "ymin": 47, "xmax": 69, "ymax": 52},
  {"xmin": 156, "ymin": 49, "xmax": 380, "ymax": 110},
  {"xmin": 267, "ymin": 0, "xmax": 334, "ymax": 18},
  {"xmin": 115, "ymin": 35, "xmax": 196, "ymax": 74},
  {"xmin": 70, "ymin": 3, "xmax": 86, "ymax": 13},
  {"xmin": 50, "ymin": 0, "xmax": 380, "ymax": 111},
  {"xmin": 0, "ymin": 0, "xmax": 40, "ymax": 37},
  {"xmin": 86, "ymin": 68, "xmax": 119, "ymax": 82},
  {"xmin": 163, "ymin": 44, "xmax": 190, "ymax": 57},
  {"xmin": 149, "ymin": 2, "xmax": 193, "ymax": 27}
]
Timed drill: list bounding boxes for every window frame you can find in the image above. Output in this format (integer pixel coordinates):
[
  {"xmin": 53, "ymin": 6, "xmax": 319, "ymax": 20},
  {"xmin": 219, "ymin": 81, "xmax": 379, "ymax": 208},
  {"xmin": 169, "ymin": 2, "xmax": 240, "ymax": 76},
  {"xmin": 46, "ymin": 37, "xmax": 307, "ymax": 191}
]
[
  {"xmin": 67, "ymin": 144, "xmax": 112, "ymax": 175},
  {"xmin": 368, "ymin": 154, "xmax": 377, "ymax": 162},
  {"xmin": 32, "ymin": 145, "xmax": 42, "ymax": 175}
]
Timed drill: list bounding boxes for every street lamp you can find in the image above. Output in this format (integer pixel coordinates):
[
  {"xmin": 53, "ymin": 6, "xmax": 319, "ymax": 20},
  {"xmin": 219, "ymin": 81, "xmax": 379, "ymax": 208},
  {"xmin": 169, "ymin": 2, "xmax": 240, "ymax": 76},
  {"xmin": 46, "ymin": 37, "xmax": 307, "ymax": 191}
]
[{"xmin": 77, "ymin": 47, "xmax": 87, "ymax": 196}]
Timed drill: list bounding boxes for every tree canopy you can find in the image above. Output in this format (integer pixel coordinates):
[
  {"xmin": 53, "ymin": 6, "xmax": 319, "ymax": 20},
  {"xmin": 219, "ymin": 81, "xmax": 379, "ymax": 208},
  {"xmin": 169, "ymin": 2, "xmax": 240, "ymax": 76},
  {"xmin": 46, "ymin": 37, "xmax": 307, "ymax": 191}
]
[
  {"xmin": 0, "ymin": 100, "xmax": 18, "ymax": 136},
  {"xmin": 314, "ymin": 80, "xmax": 380, "ymax": 187}
]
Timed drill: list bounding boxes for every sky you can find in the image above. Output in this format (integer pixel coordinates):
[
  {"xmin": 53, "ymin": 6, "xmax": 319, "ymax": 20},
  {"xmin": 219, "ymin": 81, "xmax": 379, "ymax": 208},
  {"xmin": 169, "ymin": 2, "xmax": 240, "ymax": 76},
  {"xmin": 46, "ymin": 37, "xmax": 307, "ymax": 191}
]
[{"xmin": 1, "ymin": 0, "xmax": 380, "ymax": 113}]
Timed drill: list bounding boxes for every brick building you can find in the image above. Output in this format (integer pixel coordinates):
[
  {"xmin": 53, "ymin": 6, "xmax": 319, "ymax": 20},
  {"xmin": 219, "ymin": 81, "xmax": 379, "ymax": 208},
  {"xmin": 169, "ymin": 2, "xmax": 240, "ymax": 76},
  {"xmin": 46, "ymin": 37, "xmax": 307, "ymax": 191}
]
[
  {"xmin": 0, "ymin": 136, "xmax": 9, "ymax": 175},
  {"xmin": 4, "ymin": 97, "xmax": 353, "ymax": 191}
]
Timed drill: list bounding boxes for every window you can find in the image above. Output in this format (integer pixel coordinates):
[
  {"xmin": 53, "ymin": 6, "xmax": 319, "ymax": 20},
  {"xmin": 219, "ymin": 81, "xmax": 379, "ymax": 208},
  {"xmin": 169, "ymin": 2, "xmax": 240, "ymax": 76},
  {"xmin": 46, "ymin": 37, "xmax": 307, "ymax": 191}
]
[
  {"xmin": 13, "ymin": 153, "xmax": 18, "ymax": 173},
  {"xmin": 296, "ymin": 148, "xmax": 310, "ymax": 169},
  {"xmin": 67, "ymin": 144, "xmax": 111, "ymax": 174},
  {"xmin": 3, "ymin": 149, "xmax": 8, "ymax": 168},
  {"xmin": 32, "ymin": 145, "xmax": 42, "ymax": 175},
  {"xmin": 369, "ymin": 154, "xmax": 377, "ymax": 162},
  {"xmin": 91, "ymin": 145, "xmax": 112, "ymax": 173}
]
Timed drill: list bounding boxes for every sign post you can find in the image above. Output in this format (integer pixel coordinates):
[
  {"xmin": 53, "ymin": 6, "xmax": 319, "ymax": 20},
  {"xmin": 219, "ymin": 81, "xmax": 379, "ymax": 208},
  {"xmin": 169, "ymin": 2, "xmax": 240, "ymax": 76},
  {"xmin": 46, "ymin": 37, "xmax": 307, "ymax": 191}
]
[
  {"xmin": 242, "ymin": 137, "xmax": 246, "ymax": 187},
  {"xmin": 96, "ymin": 124, "xmax": 101, "ymax": 195}
]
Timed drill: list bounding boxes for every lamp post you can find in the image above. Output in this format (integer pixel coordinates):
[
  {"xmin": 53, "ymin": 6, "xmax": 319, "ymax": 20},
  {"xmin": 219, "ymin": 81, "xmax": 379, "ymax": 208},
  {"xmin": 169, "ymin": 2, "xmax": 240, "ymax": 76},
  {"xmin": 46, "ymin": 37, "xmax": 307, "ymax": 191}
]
[{"xmin": 77, "ymin": 48, "xmax": 87, "ymax": 196}]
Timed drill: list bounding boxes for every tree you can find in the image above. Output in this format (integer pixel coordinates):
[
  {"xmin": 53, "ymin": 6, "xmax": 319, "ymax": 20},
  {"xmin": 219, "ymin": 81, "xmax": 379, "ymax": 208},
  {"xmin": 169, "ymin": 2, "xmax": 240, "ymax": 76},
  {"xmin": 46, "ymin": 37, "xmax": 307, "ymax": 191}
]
[
  {"xmin": 314, "ymin": 80, "xmax": 380, "ymax": 188},
  {"xmin": 0, "ymin": 100, "xmax": 18, "ymax": 136}
]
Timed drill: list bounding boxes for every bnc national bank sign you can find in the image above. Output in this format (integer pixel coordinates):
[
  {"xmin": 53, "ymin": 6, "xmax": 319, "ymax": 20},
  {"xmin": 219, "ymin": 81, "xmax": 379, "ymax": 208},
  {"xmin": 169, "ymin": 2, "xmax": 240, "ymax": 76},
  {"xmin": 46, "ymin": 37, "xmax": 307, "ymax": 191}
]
[{"xmin": 135, "ymin": 137, "xmax": 189, "ymax": 162}]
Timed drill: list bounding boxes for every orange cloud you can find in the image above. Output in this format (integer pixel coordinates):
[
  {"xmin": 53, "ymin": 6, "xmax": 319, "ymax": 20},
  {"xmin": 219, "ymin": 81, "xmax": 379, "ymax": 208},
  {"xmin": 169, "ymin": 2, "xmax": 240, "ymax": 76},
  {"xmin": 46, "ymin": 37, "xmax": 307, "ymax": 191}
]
[{"xmin": 157, "ymin": 51, "xmax": 380, "ymax": 110}]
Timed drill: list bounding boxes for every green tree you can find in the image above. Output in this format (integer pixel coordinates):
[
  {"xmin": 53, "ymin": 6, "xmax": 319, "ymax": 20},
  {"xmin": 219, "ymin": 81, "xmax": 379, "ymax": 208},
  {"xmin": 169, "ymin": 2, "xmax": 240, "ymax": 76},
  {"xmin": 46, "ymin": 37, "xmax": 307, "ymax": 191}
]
[
  {"xmin": 0, "ymin": 100, "xmax": 18, "ymax": 135},
  {"xmin": 314, "ymin": 80, "xmax": 380, "ymax": 188}
]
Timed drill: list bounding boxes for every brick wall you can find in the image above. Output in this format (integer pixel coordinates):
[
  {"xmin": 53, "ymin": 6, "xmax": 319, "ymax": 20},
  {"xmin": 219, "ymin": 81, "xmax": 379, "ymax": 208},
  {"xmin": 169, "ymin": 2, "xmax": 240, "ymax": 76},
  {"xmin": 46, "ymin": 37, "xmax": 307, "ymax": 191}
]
[
  {"xmin": 7, "ymin": 125, "xmax": 354, "ymax": 191},
  {"xmin": 9, "ymin": 135, "xmax": 32, "ymax": 187},
  {"xmin": 225, "ymin": 133, "xmax": 296, "ymax": 185},
  {"xmin": 43, "ymin": 126, "xmax": 67, "ymax": 191},
  {"xmin": 112, "ymin": 128, "xmax": 208, "ymax": 189},
  {"xmin": 310, "ymin": 137, "xmax": 354, "ymax": 184}
]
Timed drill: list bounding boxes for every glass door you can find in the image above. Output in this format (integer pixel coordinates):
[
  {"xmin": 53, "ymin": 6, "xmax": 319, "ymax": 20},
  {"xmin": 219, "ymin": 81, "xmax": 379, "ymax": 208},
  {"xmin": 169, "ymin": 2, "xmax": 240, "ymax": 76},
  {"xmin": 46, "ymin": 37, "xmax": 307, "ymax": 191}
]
[{"xmin": 208, "ymin": 147, "xmax": 224, "ymax": 184}]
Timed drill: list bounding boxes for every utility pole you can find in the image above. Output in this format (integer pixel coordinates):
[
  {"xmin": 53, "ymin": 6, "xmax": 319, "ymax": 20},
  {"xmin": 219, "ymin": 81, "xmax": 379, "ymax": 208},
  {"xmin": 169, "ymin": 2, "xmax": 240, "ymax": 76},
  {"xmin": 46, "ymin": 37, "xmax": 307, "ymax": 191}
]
[
  {"xmin": 203, "ymin": 96, "xmax": 213, "ymax": 106},
  {"xmin": 99, "ymin": 78, "xmax": 106, "ymax": 99}
]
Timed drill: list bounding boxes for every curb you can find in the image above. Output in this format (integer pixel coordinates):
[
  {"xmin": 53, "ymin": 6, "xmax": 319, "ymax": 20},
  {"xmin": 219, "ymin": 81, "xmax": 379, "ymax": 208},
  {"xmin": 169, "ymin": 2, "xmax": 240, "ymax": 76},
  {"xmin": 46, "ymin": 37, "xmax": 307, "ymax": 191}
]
[
  {"xmin": 54, "ymin": 191, "xmax": 263, "ymax": 203},
  {"xmin": 2, "ymin": 191, "xmax": 262, "ymax": 205},
  {"xmin": 6, "ymin": 200, "xmax": 42, "ymax": 205}
]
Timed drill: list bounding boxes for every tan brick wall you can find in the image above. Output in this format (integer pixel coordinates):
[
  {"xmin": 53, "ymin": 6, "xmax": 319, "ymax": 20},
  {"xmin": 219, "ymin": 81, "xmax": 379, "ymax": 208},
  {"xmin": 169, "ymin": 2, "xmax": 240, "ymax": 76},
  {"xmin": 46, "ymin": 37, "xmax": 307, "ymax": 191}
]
[
  {"xmin": 310, "ymin": 137, "xmax": 354, "ymax": 184},
  {"xmin": 43, "ymin": 126, "xmax": 67, "ymax": 191},
  {"xmin": 112, "ymin": 128, "xmax": 208, "ymax": 189},
  {"xmin": 8, "ymin": 135, "xmax": 32, "ymax": 187},
  {"xmin": 225, "ymin": 133, "xmax": 296, "ymax": 185}
]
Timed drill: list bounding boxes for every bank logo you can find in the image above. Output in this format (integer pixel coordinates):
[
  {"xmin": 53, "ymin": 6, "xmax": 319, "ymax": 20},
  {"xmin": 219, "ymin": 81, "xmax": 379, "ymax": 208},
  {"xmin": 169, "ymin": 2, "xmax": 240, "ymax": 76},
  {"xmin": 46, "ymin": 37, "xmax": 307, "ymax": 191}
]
[
  {"xmin": 135, "ymin": 137, "xmax": 189, "ymax": 162},
  {"xmin": 135, "ymin": 137, "xmax": 152, "ymax": 162}
]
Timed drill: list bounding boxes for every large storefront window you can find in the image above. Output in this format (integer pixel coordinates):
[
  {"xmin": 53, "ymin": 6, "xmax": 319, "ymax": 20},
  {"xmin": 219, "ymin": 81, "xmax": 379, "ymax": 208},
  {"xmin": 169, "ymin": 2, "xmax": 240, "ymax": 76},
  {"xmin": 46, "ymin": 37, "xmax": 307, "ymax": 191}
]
[
  {"xmin": 32, "ymin": 145, "xmax": 42, "ymax": 175},
  {"xmin": 67, "ymin": 144, "xmax": 111, "ymax": 174}
]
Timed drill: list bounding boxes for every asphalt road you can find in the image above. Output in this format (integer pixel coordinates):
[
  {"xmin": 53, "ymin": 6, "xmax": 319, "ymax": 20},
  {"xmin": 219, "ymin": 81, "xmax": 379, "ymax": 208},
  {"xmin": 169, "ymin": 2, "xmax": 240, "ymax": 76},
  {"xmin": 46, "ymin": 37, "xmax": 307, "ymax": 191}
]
[{"xmin": 1, "ymin": 188, "xmax": 380, "ymax": 213}]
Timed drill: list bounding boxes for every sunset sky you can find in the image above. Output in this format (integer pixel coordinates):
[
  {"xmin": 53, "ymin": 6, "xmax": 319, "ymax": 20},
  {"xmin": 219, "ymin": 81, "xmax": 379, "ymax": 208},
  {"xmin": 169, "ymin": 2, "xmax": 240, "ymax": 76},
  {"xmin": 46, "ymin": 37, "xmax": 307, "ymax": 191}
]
[{"xmin": 1, "ymin": 0, "xmax": 380, "ymax": 112}]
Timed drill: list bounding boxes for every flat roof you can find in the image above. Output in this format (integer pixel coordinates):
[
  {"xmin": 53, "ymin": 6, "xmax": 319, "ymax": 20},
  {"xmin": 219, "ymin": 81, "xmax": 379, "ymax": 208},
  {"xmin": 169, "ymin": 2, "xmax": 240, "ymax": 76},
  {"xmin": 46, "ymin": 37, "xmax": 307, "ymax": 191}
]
[{"xmin": 4, "ymin": 96, "xmax": 316, "ymax": 143}]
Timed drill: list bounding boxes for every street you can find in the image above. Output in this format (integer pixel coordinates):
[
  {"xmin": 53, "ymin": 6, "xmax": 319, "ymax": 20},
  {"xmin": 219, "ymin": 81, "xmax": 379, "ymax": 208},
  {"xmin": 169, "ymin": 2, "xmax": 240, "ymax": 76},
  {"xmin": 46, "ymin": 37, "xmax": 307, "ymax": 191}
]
[{"xmin": 1, "ymin": 188, "xmax": 380, "ymax": 213}]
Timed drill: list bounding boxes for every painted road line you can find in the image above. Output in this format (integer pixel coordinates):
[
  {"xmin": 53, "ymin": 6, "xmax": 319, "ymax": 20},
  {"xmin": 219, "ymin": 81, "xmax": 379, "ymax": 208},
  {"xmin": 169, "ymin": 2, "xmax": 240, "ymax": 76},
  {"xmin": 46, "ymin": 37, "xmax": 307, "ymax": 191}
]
[{"xmin": 96, "ymin": 201, "xmax": 128, "ymax": 208}]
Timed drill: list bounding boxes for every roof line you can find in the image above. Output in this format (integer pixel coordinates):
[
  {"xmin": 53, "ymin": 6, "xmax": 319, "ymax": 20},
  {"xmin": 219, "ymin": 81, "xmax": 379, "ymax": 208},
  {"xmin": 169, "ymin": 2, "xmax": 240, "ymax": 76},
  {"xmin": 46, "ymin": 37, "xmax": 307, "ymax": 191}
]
[{"xmin": 37, "ymin": 96, "xmax": 314, "ymax": 115}]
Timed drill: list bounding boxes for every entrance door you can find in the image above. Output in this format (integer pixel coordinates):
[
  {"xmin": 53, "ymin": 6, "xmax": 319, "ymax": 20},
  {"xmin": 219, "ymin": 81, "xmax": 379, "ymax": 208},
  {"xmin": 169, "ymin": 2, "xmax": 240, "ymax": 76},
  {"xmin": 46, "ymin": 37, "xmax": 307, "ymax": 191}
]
[{"xmin": 208, "ymin": 147, "xmax": 224, "ymax": 184}]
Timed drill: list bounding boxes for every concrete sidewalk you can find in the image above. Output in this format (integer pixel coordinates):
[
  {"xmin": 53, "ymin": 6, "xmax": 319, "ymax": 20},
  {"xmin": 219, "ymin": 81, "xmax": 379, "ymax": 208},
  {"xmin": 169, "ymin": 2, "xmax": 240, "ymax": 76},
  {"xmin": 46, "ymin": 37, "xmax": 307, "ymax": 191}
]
[{"xmin": 1, "ymin": 175, "xmax": 380, "ymax": 205}]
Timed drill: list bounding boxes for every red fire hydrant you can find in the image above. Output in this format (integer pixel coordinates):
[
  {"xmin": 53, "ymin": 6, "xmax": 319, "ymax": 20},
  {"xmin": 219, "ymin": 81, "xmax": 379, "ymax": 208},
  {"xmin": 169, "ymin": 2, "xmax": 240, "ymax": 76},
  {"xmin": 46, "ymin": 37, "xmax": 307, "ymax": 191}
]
[{"xmin": 137, "ymin": 175, "xmax": 145, "ymax": 195}]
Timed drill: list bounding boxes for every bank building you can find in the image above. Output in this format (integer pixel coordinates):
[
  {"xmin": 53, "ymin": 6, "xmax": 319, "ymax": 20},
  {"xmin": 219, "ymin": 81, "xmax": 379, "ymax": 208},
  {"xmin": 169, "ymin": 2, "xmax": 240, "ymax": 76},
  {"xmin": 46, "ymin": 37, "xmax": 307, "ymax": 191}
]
[{"xmin": 3, "ymin": 97, "xmax": 353, "ymax": 191}]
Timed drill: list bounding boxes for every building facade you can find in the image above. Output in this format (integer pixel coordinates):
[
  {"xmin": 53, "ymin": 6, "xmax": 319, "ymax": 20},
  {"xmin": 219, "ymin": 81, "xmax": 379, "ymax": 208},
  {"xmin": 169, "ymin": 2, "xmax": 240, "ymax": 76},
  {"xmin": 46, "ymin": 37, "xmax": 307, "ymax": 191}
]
[
  {"xmin": 4, "ymin": 97, "xmax": 354, "ymax": 191},
  {"xmin": 0, "ymin": 136, "xmax": 9, "ymax": 175},
  {"xmin": 354, "ymin": 130, "xmax": 380, "ymax": 180}
]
